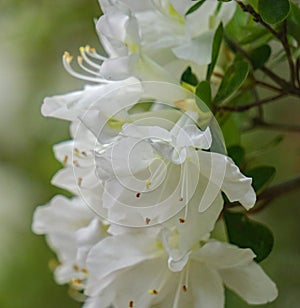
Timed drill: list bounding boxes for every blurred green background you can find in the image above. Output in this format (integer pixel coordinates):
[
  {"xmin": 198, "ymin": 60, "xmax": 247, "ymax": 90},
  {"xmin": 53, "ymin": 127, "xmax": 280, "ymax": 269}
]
[{"xmin": 0, "ymin": 0, "xmax": 299, "ymax": 307}]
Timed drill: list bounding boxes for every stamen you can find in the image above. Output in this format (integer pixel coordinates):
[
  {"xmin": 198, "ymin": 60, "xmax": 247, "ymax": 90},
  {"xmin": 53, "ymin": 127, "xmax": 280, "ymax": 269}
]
[
  {"xmin": 73, "ymin": 160, "xmax": 79, "ymax": 167},
  {"xmin": 77, "ymin": 56, "xmax": 101, "ymax": 76},
  {"xmin": 79, "ymin": 47, "xmax": 102, "ymax": 70},
  {"xmin": 81, "ymin": 268, "xmax": 88, "ymax": 274},
  {"xmin": 145, "ymin": 217, "xmax": 151, "ymax": 225},
  {"xmin": 136, "ymin": 192, "xmax": 141, "ymax": 198},
  {"xmin": 179, "ymin": 197, "xmax": 183, "ymax": 202},
  {"xmin": 62, "ymin": 51, "xmax": 113, "ymax": 83},
  {"xmin": 73, "ymin": 264, "xmax": 79, "ymax": 271},
  {"xmin": 77, "ymin": 177, "xmax": 83, "ymax": 187},
  {"xmin": 182, "ymin": 285, "xmax": 188, "ymax": 292},
  {"xmin": 148, "ymin": 289, "xmax": 158, "ymax": 295},
  {"xmin": 85, "ymin": 45, "xmax": 107, "ymax": 61}
]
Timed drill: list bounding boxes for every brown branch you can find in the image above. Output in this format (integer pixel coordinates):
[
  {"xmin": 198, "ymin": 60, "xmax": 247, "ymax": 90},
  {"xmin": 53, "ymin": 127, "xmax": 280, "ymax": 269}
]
[
  {"xmin": 235, "ymin": 1, "xmax": 296, "ymax": 86},
  {"xmin": 251, "ymin": 118, "xmax": 300, "ymax": 133},
  {"xmin": 217, "ymin": 93, "xmax": 286, "ymax": 112},
  {"xmin": 249, "ymin": 176, "xmax": 300, "ymax": 214}
]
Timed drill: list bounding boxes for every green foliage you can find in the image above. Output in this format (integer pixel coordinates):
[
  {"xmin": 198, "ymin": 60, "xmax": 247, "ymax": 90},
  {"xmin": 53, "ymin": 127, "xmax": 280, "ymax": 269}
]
[
  {"xmin": 180, "ymin": 66, "xmax": 199, "ymax": 86},
  {"xmin": 258, "ymin": 0, "xmax": 291, "ymax": 24},
  {"xmin": 196, "ymin": 81, "xmax": 212, "ymax": 109},
  {"xmin": 214, "ymin": 60, "xmax": 249, "ymax": 104},
  {"xmin": 224, "ymin": 211, "xmax": 274, "ymax": 263},
  {"xmin": 206, "ymin": 23, "xmax": 223, "ymax": 81},
  {"xmin": 227, "ymin": 145, "xmax": 245, "ymax": 167},
  {"xmin": 249, "ymin": 44, "xmax": 271, "ymax": 69},
  {"xmin": 226, "ymin": 5, "xmax": 272, "ymax": 47},
  {"xmin": 287, "ymin": 2, "xmax": 300, "ymax": 43},
  {"xmin": 245, "ymin": 166, "xmax": 276, "ymax": 193},
  {"xmin": 185, "ymin": 0, "xmax": 206, "ymax": 16}
]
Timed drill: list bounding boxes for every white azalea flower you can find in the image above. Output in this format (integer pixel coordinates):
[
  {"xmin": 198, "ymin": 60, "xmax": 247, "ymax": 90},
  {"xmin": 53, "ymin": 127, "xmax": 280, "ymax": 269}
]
[
  {"xmin": 98, "ymin": 0, "xmax": 236, "ymax": 80},
  {"xmin": 32, "ymin": 195, "xmax": 108, "ymax": 288},
  {"xmin": 85, "ymin": 226, "xmax": 277, "ymax": 307},
  {"xmin": 94, "ymin": 111, "xmax": 255, "ymax": 226}
]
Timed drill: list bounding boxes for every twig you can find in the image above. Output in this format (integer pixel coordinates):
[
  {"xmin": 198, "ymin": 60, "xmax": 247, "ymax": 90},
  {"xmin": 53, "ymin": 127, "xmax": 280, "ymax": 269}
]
[
  {"xmin": 217, "ymin": 93, "xmax": 286, "ymax": 112},
  {"xmin": 249, "ymin": 175, "xmax": 300, "ymax": 214},
  {"xmin": 251, "ymin": 118, "xmax": 300, "ymax": 133}
]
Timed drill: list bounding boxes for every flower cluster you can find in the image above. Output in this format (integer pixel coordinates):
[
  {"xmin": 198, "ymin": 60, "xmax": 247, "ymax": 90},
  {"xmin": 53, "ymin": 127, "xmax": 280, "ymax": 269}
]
[{"xmin": 33, "ymin": 0, "xmax": 278, "ymax": 307}]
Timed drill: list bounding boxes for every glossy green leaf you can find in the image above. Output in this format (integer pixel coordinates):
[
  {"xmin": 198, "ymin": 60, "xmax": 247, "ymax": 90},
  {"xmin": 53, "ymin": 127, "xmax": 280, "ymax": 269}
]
[
  {"xmin": 249, "ymin": 44, "xmax": 271, "ymax": 69},
  {"xmin": 246, "ymin": 166, "xmax": 276, "ymax": 193},
  {"xmin": 206, "ymin": 22, "xmax": 223, "ymax": 81},
  {"xmin": 224, "ymin": 211, "xmax": 274, "ymax": 263},
  {"xmin": 214, "ymin": 60, "xmax": 249, "ymax": 104},
  {"xmin": 258, "ymin": 0, "xmax": 290, "ymax": 24},
  {"xmin": 185, "ymin": 0, "xmax": 206, "ymax": 16},
  {"xmin": 180, "ymin": 66, "xmax": 199, "ymax": 86},
  {"xmin": 195, "ymin": 81, "xmax": 211, "ymax": 109},
  {"xmin": 287, "ymin": 3, "xmax": 300, "ymax": 43},
  {"xmin": 227, "ymin": 145, "xmax": 245, "ymax": 167}
]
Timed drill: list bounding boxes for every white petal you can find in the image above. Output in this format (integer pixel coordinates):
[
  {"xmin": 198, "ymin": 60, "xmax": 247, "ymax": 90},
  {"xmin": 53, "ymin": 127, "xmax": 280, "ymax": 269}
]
[
  {"xmin": 220, "ymin": 262, "xmax": 278, "ymax": 305},
  {"xmin": 190, "ymin": 262, "xmax": 225, "ymax": 308},
  {"xmin": 86, "ymin": 233, "xmax": 159, "ymax": 296},
  {"xmin": 197, "ymin": 151, "xmax": 227, "ymax": 212},
  {"xmin": 192, "ymin": 241, "xmax": 256, "ymax": 269},
  {"xmin": 221, "ymin": 157, "xmax": 256, "ymax": 210},
  {"xmin": 176, "ymin": 125, "xmax": 212, "ymax": 149},
  {"xmin": 172, "ymin": 31, "xmax": 214, "ymax": 65}
]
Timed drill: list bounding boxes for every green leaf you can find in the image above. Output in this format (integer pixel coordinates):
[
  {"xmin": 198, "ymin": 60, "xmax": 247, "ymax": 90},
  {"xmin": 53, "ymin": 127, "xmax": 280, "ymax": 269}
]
[
  {"xmin": 206, "ymin": 22, "xmax": 223, "ymax": 81},
  {"xmin": 185, "ymin": 0, "xmax": 206, "ymax": 16},
  {"xmin": 227, "ymin": 145, "xmax": 245, "ymax": 167},
  {"xmin": 287, "ymin": 3, "xmax": 300, "ymax": 43},
  {"xmin": 195, "ymin": 81, "xmax": 212, "ymax": 109},
  {"xmin": 245, "ymin": 166, "xmax": 276, "ymax": 193},
  {"xmin": 224, "ymin": 211, "xmax": 274, "ymax": 263},
  {"xmin": 180, "ymin": 66, "xmax": 199, "ymax": 86},
  {"xmin": 249, "ymin": 44, "xmax": 271, "ymax": 69},
  {"xmin": 258, "ymin": 0, "xmax": 290, "ymax": 24},
  {"xmin": 214, "ymin": 60, "xmax": 249, "ymax": 104},
  {"xmin": 251, "ymin": 49, "xmax": 270, "ymax": 68}
]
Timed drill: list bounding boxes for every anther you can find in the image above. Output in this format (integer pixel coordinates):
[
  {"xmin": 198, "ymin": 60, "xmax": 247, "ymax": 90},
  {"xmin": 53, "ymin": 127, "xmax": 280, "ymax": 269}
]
[
  {"xmin": 136, "ymin": 192, "xmax": 141, "ymax": 198},
  {"xmin": 73, "ymin": 265, "xmax": 79, "ymax": 271},
  {"xmin": 63, "ymin": 155, "xmax": 68, "ymax": 165},
  {"xmin": 77, "ymin": 177, "xmax": 83, "ymax": 187},
  {"xmin": 129, "ymin": 300, "xmax": 134, "ymax": 307},
  {"xmin": 179, "ymin": 218, "xmax": 185, "ymax": 224},
  {"xmin": 179, "ymin": 197, "xmax": 183, "ymax": 202},
  {"xmin": 182, "ymin": 285, "xmax": 188, "ymax": 292},
  {"xmin": 145, "ymin": 217, "xmax": 151, "ymax": 225},
  {"xmin": 148, "ymin": 289, "xmax": 158, "ymax": 295}
]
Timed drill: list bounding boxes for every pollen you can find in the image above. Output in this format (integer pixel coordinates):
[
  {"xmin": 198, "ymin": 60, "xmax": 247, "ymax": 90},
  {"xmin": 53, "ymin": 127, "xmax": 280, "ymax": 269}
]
[
  {"xmin": 148, "ymin": 289, "xmax": 158, "ymax": 295},
  {"xmin": 179, "ymin": 218, "xmax": 185, "ymax": 224}
]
